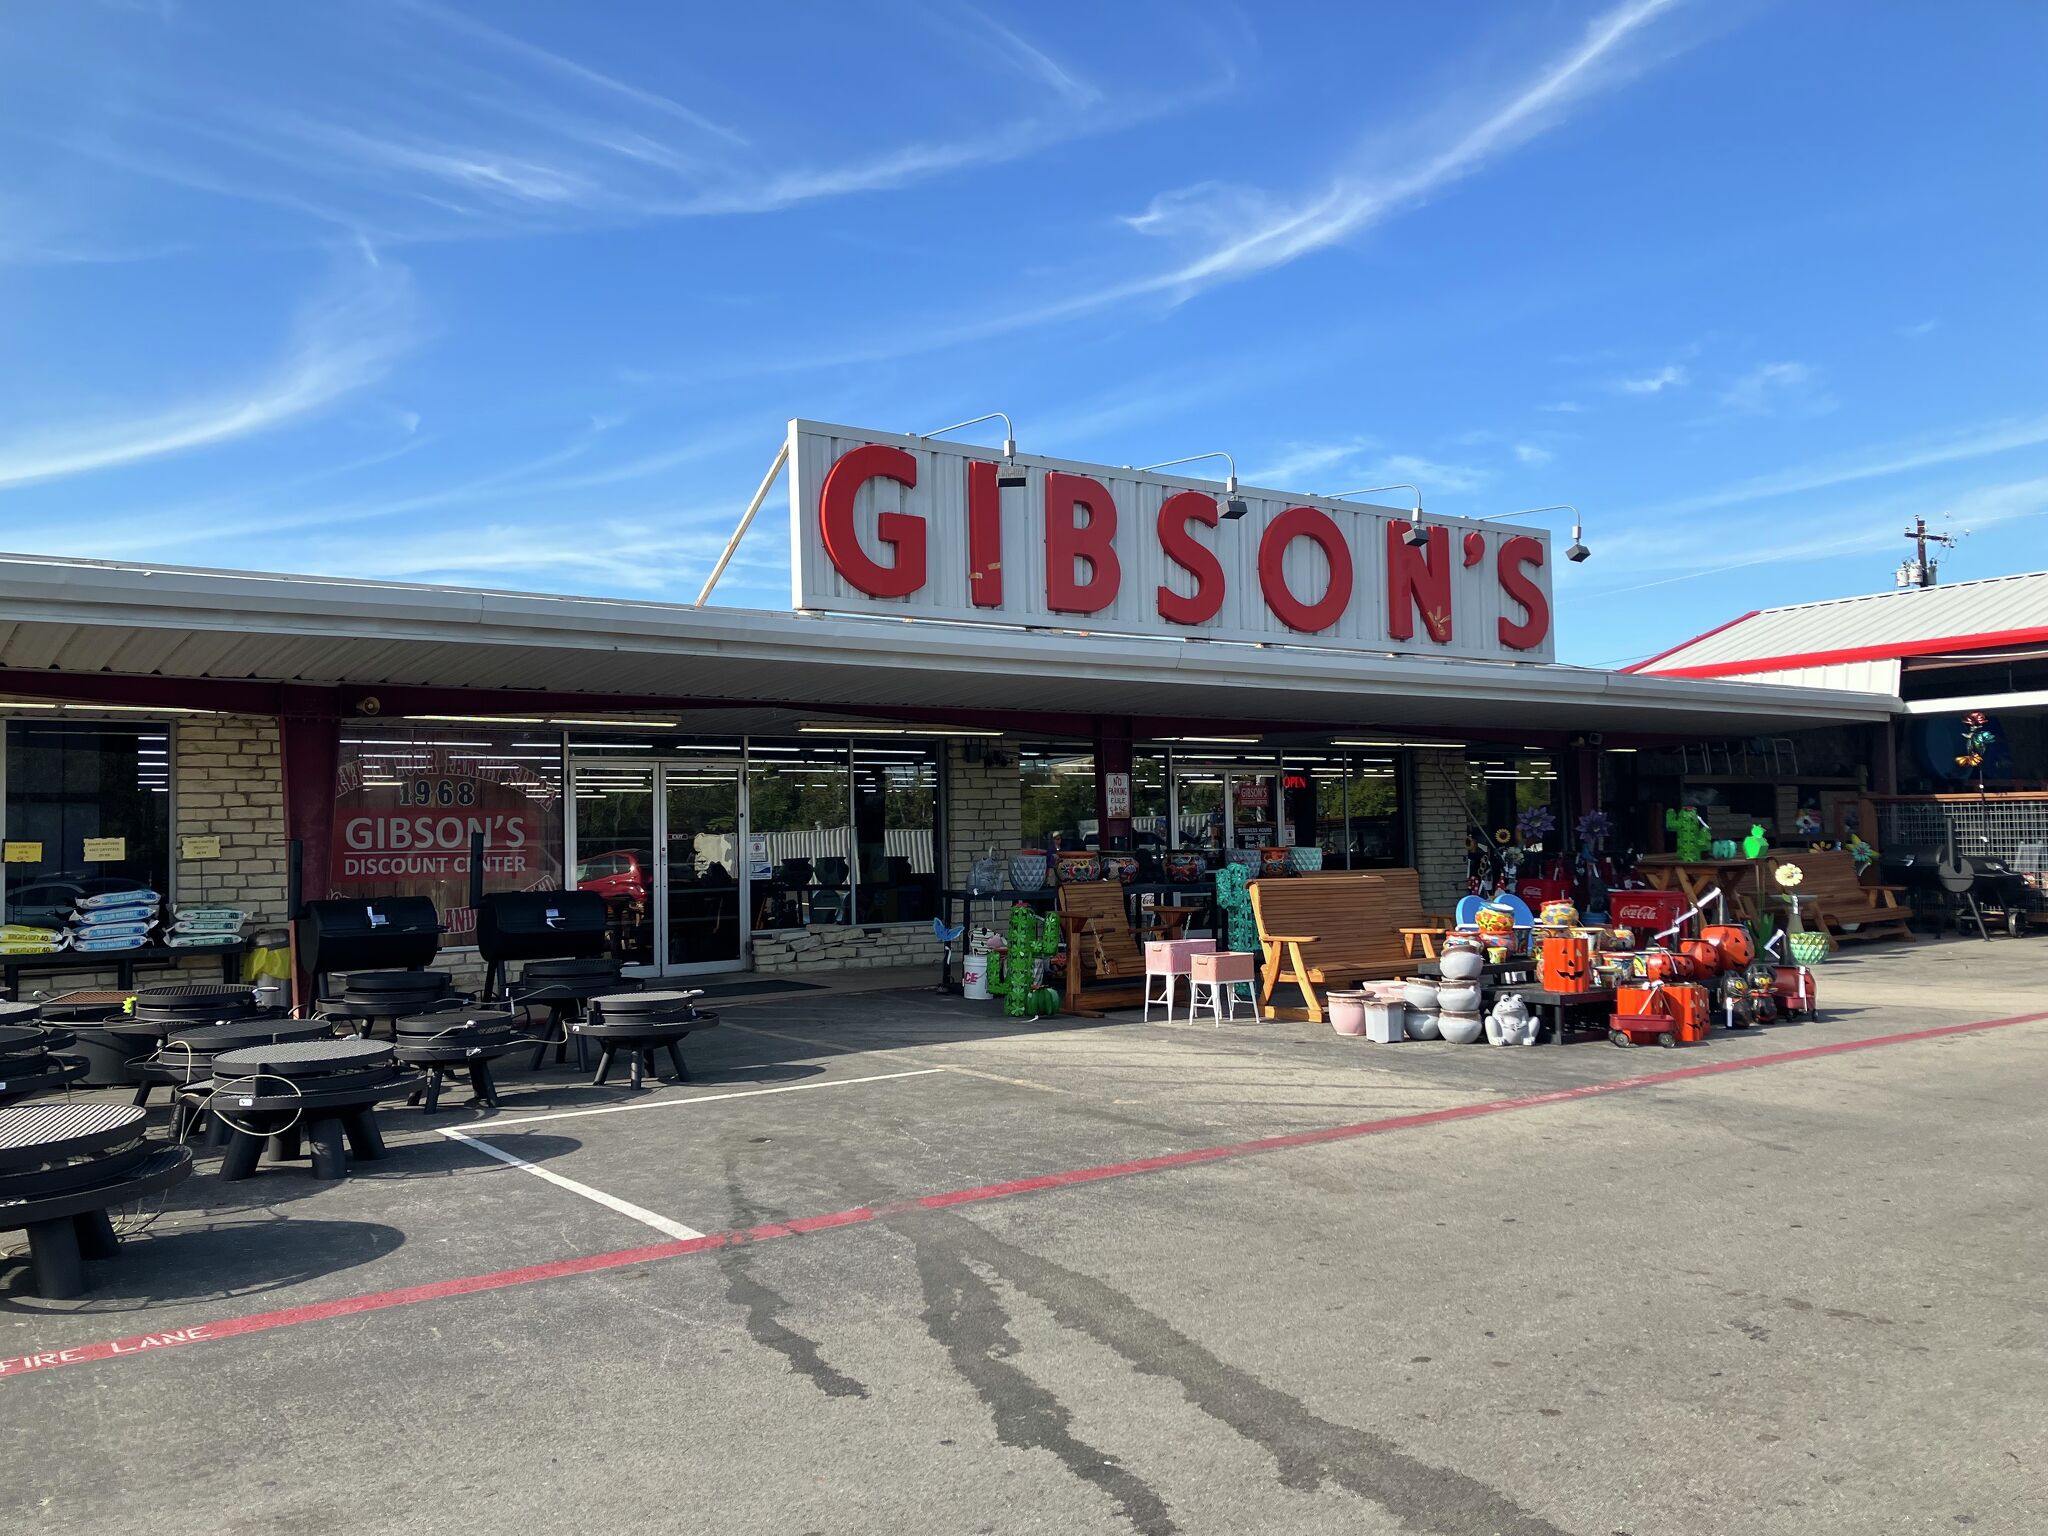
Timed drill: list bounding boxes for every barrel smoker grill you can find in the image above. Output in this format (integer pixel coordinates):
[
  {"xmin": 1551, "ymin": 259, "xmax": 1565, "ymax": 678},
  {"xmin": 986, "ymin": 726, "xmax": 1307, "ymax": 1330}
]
[
  {"xmin": 1883, "ymin": 844, "xmax": 2034, "ymax": 938},
  {"xmin": 476, "ymin": 891, "xmax": 626, "ymax": 1067},
  {"xmin": 301, "ymin": 899, "xmax": 453, "ymax": 1035}
]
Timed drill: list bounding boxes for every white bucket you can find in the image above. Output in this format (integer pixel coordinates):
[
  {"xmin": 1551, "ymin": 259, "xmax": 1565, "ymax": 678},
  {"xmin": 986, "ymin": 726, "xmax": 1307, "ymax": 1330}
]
[{"xmin": 962, "ymin": 951, "xmax": 993, "ymax": 1000}]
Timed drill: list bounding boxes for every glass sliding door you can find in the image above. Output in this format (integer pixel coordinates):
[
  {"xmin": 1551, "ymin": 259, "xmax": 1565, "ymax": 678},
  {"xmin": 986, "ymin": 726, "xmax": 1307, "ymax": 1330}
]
[
  {"xmin": 571, "ymin": 762, "xmax": 657, "ymax": 968},
  {"xmin": 663, "ymin": 755, "xmax": 745, "ymax": 971},
  {"xmin": 569, "ymin": 757, "xmax": 747, "ymax": 975}
]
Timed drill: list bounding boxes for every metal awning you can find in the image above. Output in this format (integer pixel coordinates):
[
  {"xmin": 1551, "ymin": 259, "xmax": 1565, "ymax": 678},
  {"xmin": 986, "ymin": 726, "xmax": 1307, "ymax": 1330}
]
[{"xmin": 0, "ymin": 552, "xmax": 1897, "ymax": 734}]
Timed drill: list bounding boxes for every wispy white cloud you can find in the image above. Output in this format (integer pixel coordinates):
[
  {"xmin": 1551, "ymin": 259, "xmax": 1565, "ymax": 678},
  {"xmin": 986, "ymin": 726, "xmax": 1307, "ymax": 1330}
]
[
  {"xmin": 948, "ymin": 7, "xmax": 1102, "ymax": 108},
  {"xmin": 1899, "ymin": 317, "xmax": 1939, "ymax": 339},
  {"xmin": 0, "ymin": 253, "xmax": 412, "ymax": 491},
  {"xmin": 1514, "ymin": 442, "xmax": 1554, "ymax": 466},
  {"xmin": 1633, "ymin": 409, "xmax": 2048, "ymax": 520},
  {"xmin": 1110, "ymin": 0, "xmax": 1685, "ymax": 306},
  {"xmin": 1245, "ymin": 439, "xmax": 1377, "ymax": 487},
  {"xmin": 1721, "ymin": 359, "xmax": 1836, "ymax": 417},
  {"xmin": 1539, "ymin": 400, "xmax": 1586, "ymax": 414},
  {"xmin": 1614, "ymin": 362, "xmax": 1687, "ymax": 394}
]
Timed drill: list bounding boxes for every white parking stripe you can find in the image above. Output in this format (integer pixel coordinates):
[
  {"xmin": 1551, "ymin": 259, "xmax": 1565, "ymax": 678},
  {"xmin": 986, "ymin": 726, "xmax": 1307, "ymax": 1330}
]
[
  {"xmin": 458, "ymin": 1068, "xmax": 945, "ymax": 1131},
  {"xmin": 439, "ymin": 1128, "xmax": 705, "ymax": 1241}
]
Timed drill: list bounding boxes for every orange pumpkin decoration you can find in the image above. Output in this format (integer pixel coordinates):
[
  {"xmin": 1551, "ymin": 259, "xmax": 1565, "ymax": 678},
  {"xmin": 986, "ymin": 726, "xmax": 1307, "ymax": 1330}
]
[
  {"xmin": 1540, "ymin": 935, "xmax": 1594, "ymax": 993},
  {"xmin": 1700, "ymin": 924, "xmax": 1754, "ymax": 970},
  {"xmin": 1680, "ymin": 938, "xmax": 1723, "ymax": 977},
  {"xmin": 1643, "ymin": 949, "xmax": 1690, "ymax": 982}
]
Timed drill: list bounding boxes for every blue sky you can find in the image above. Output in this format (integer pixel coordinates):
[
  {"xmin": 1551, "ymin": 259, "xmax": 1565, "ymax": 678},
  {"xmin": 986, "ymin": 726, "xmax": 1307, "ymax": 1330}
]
[{"xmin": 2, "ymin": 0, "xmax": 2045, "ymax": 666}]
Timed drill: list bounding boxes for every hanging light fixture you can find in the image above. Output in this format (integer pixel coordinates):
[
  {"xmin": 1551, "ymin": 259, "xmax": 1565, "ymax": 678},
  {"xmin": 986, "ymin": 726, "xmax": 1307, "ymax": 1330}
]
[
  {"xmin": 1328, "ymin": 484, "xmax": 1428, "ymax": 546},
  {"xmin": 1481, "ymin": 503, "xmax": 1590, "ymax": 562},
  {"xmin": 1136, "ymin": 452, "xmax": 1248, "ymax": 518},
  {"xmin": 919, "ymin": 411, "xmax": 1025, "ymax": 486}
]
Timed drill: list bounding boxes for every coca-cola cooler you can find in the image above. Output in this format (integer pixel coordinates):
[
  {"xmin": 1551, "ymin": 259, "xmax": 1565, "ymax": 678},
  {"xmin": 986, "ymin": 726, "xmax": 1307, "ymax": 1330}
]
[{"xmin": 1607, "ymin": 888, "xmax": 1691, "ymax": 943}]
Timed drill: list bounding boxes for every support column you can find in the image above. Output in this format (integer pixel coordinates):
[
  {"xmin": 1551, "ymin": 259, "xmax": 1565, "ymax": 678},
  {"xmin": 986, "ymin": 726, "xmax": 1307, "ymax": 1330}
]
[
  {"xmin": 278, "ymin": 687, "xmax": 343, "ymax": 1010},
  {"xmin": 1093, "ymin": 717, "xmax": 1133, "ymax": 851}
]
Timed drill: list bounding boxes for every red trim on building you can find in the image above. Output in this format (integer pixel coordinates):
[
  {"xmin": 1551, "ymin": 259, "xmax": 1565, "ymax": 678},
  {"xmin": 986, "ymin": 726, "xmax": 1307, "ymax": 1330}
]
[
  {"xmin": 1644, "ymin": 623, "xmax": 2048, "ymax": 679},
  {"xmin": 1620, "ymin": 610, "xmax": 1760, "ymax": 674}
]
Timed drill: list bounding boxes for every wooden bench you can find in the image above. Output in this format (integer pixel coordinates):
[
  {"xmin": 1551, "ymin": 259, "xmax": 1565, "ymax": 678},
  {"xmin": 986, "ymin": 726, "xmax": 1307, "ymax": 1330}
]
[
  {"xmin": 1251, "ymin": 869, "xmax": 1451, "ymax": 1022},
  {"xmin": 1056, "ymin": 882, "xmax": 1147, "ymax": 1015},
  {"xmin": 1768, "ymin": 850, "xmax": 1913, "ymax": 944}
]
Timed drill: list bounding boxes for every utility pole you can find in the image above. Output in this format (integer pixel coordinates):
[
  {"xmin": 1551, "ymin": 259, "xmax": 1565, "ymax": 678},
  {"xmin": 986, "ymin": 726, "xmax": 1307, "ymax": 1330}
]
[{"xmin": 1896, "ymin": 516, "xmax": 1956, "ymax": 589}]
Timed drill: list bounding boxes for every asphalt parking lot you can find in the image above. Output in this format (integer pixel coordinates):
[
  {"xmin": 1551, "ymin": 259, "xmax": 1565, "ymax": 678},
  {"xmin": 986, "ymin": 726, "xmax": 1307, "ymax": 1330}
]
[{"xmin": 3, "ymin": 937, "xmax": 2044, "ymax": 1535}]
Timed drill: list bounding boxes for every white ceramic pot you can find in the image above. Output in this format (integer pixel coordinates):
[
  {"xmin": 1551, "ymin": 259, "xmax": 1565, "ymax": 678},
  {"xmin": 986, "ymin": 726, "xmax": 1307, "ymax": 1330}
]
[
  {"xmin": 1401, "ymin": 979, "xmax": 1439, "ymax": 1012},
  {"xmin": 1435, "ymin": 982, "xmax": 1483, "ymax": 1015},
  {"xmin": 1438, "ymin": 949, "xmax": 1485, "ymax": 983},
  {"xmin": 1438, "ymin": 1011, "xmax": 1485, "ymax": 1045},
  {"xmin": 1404, "ymin": 1009, "xmax": 1442, "ymax": 1041}
]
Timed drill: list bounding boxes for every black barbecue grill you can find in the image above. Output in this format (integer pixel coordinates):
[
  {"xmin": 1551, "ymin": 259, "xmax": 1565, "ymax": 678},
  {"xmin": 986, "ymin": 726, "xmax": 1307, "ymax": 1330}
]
[
  {"xmin": 477, "ymin": 890, "xmax": 610, "ymax": 998},
  {"xmin": 0, "ymin": 1023, "xmax": 87, "ymax": 1106},
  {"xmin": 572, "ymin": 990, "xmax": 719, "ymax": 1088},
  {"xmin": 200, "ymin": 1037, "xmax": 408, "ymax": 1180},
  {"xmin": 0, "ymin": 1102, "xmax": 193, "ymax": 1296},
  {"xmin": 1885, "ymin": 844, "xmax": 2034, "ymax": 938},
  {"xmin": 299, "ymin": 897, "xmax": 443, "ymax": 992},
  {"xmin": 133, "ymin": 1017, "xmax": 336, "ymax": 1131},
  {"xmin": 392, "ymin": 1004, "xmax": 522, "ymax": 1111}
]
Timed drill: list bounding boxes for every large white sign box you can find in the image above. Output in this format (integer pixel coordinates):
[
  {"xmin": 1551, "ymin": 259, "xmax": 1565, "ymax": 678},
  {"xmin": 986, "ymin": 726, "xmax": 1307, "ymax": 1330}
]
[{"xmin": 787, "ymin": 419, "xmax": 1554, "ymax": 663}]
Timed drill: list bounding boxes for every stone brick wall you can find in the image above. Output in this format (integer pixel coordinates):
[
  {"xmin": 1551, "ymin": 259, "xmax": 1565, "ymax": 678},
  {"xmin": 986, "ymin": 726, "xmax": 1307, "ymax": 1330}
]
[
  {"xmin": 753, "ymin": 924, "xmax": 930, "ymax": 974},
  {"xmin": 945, "ymin": 738, "xmax": 1022, "ymax": 887},
  {"xmin": 1409, "ymin": 748, "xmax": 1471, "ymax": 911},
  {"xmin": 173, "ymin": 714, "xmax": 289, "ymax": 931}
]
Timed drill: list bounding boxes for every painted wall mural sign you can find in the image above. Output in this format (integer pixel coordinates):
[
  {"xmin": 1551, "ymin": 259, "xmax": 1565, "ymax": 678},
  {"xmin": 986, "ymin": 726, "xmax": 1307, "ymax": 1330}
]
[{"xmin": 788, "ymin": 420, "xmax": 1555, "ymax": 662}]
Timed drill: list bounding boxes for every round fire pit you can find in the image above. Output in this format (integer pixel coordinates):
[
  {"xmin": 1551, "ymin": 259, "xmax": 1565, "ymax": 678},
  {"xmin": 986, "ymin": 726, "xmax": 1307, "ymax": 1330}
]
[
  {"xmin": 571, "ymin": 991, "xmax": 719, "ymax": 1088},
  {"xmin": 0, "ymin": 1103, "xmax": 193, "ymax": 1297},
  {"xmin": 0, "ymin": 1025, "xmax": 88, "ymax": 1106},
  {"xmin": 133, "ymin": 1017, "xmax": 336, "ymax": 1129},
  {"xmin": 321, "ymin": 969, "xmax": 457, "ymax": 1040},
  {"xmin": 513, "ymin": 957, "xmax": 634, "ymax": 1070},
  {"xmin": 392, "ymin": 1009, "xmax": 521, "ymax": 1112},
  {"xmin": 203, "ymin": 1038, "xmax": 406, "ymax": 1181}
]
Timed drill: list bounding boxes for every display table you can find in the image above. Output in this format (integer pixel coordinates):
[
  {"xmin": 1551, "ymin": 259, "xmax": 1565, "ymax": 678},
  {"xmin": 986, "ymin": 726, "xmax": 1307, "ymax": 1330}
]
[
  {"xmin": 0, "ymin": 1103, "xmax": 193, "ymax": 1297},
  {"xmin": 1493, "ymin": 984, "xmax": 1617, "ymax": 1045},
  {"xmin": 1, "ymin": 941, "xmax": 242, "ymax": 998},
  {"xmin": 936, "ymin": 888, "xmax": 1056, "ymax": 987}
]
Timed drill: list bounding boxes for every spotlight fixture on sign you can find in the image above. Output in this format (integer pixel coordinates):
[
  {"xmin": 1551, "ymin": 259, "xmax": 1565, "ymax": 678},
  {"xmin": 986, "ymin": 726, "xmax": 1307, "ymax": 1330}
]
[
  {"xmin": 1135, "ymin": 451, "xmax": 1248, "ymax": 519},
  {"xmin": 919, "ymin": 412, "xmax": 1026, "ymax": 486},
  {"xmin": 1329, "ymin": 484, "xmax": 1429, "ymax": 546},
  {"xmin": 1482, "ymin": 503, "xmax": 1589, "ymax": 563}
]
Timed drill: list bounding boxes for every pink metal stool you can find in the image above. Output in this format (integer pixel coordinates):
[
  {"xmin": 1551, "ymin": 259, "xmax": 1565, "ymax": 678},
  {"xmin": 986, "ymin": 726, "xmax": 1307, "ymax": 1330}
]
[
  {"xmin": 1142, "ymin": 937, "xmax": 1215, "ymax": 1021},
  {"xmin": 1187, "ymin": 950, "xmax": 1256, "ymax": 1026}
]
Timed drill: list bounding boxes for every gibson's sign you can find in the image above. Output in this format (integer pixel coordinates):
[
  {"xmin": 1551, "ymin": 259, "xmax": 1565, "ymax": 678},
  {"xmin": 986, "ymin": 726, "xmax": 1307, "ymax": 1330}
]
[{"xmin": 787, "ymin": 421, "xmax": 1553, "ymax": 661}]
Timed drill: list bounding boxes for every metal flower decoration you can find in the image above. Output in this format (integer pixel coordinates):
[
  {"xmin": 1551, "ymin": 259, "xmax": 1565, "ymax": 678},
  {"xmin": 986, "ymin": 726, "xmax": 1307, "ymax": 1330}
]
[{"xmin": 1774, "ymin": 862, "xmax": 1805, "ymax": 889}]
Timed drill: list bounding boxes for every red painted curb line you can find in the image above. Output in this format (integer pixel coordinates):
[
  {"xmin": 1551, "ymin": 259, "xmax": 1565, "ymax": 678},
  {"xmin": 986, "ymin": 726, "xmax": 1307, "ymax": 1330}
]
[{"xmin": 5, "ymin": 1010, "xmax": 2039, "ymax": 1380}]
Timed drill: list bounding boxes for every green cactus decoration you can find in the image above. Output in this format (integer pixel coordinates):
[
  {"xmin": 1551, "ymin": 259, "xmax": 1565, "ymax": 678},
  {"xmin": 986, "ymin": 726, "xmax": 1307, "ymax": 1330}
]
[
  {"xmin": 1212, "ymin": 862, "xmax": 1259, "ymax": 1002},
  {"xmin": 1665, "ymin": 806, "xmax": 1711, "ymax": 862},
  {"xmin": 1002, "ymin": 902, "xmax": 1062, "ymax": 1018},
  {"xmin": 1741, "ymin": 823, "xmax": 1769, "ymax": 860}
]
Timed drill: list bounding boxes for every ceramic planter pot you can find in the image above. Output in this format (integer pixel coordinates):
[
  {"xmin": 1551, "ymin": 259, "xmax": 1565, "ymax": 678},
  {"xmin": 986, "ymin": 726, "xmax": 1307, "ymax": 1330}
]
[
  {"xmin": 1054, "ymin": 851, "xmax": 1102, "ymax": 885},
  {"xmin": 1007, "ymin": 852, "xmax": 1048, "ymax": 891},
  {"xmin": 1438, "ymin": 949, "xmax": 1485, "ymax": 983},
  {"xmin": 1475, "ymin": 902, "xmax": 1516, "ymax": 939},
  {"xmin": 1438, "ymin": 1011, "xmax": 1485, "ymax": 1045},
  {"xmin": 1788, "ymin": 930, "xmax": 1831, "ymax": 965},
  {"xmin": 1327, "ymin": 990, "xmax": 1367, "ymax": 1036},
  {"xmin": 1287, "ymin": 846, "xmax": 1325, "ymax": 874},
  {"xmin": 1100, "ymin": 854, "xmax": 1139, "ymax": 885},
  {"xmin": 1166, "ymin": 851, "xmax": 1205, "ymax": 884},
  {"xmin": 1435, "ymin": 982, "xmax": 1483, "ymax": 1015},
  {"xmin": 1228, "ymin": 848, "xmax": 1263, "ymax": 875},
  {"xmin": 1404, "ymin": 1010, "xmax": 1443, "ymax": 1041},
  {"xmin": 1401, "ymin": 979, "xmax": 1440, "ymax": 1012}
]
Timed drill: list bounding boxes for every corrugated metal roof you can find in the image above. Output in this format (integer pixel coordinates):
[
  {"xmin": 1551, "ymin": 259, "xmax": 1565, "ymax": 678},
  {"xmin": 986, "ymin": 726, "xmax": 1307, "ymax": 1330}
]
[
  {"xmin": 0, "ymin": 550, "xmax": 1897, "ymax": 733},
  {"xmin": 1635, "ymin": 569, "xmax": 2048, "ymax": 676}
]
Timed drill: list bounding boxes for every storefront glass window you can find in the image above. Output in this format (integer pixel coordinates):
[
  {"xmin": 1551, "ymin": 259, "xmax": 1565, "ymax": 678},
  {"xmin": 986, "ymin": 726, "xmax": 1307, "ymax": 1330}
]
[
  {"xmin": 1342, "ymin": 753, "xmax": 1407, "ymax": 867},
  {"xmin": 334, "ymin": 725, "xmax": 565, "ymax": 946},
  {"xmin": 747, "ymin": 739, "xmax": 854, "ymax": 926},
  {"xmin": 1465, "ymin": 751, "xmax": 1561, "ymax": 856},
  {"xmin": 1129, "ymin": 753, "xmax": 1170, "ymax": 876},
  {"xmin": 1019, "ymin": 744, "xmax": 1096, "ymax": 853},
  {"xmin": 853, "ymin": 743, "xmax": 940, "ymax": 924},
  {"xmin": 3, "ymin": 721, "xmax": 174, "ymax": 933}
]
